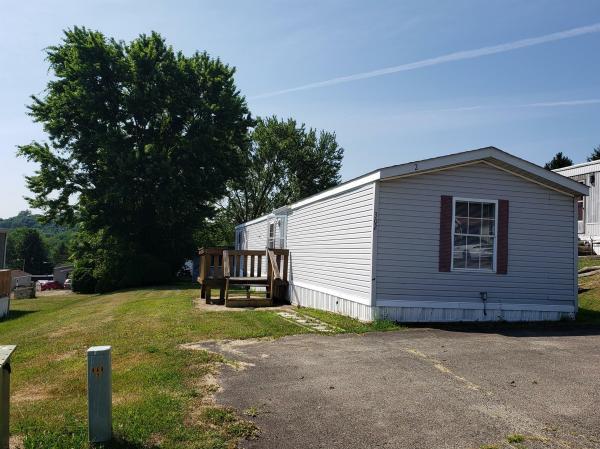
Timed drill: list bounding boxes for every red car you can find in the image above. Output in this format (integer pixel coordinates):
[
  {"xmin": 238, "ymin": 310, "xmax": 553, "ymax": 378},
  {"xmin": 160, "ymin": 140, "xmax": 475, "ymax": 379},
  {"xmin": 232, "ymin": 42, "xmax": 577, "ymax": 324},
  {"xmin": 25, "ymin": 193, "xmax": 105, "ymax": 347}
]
[{"xmin": 39, "ymin": 280, "xmax": 62, "ymax": 291}]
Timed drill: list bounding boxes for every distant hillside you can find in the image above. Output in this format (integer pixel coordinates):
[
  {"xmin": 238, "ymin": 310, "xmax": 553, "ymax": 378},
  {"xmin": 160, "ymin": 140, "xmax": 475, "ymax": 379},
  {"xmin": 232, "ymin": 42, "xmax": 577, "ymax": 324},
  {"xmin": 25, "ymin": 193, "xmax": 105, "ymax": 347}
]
[
  {"xmin": 0, "ymin": 210, "xmax": 70, "ymax": 236},
  {"xmin": 1, "ymin": 211, "xmax": 74, "ymax": 269}
]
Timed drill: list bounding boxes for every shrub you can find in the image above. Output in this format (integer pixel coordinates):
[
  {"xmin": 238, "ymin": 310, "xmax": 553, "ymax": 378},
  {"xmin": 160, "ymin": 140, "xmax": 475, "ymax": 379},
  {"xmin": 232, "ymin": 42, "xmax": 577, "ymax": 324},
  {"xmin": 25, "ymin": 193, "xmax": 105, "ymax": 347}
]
[{"xmin": 71, "ymin": 267, "xmax": 97, "ymax": 293}]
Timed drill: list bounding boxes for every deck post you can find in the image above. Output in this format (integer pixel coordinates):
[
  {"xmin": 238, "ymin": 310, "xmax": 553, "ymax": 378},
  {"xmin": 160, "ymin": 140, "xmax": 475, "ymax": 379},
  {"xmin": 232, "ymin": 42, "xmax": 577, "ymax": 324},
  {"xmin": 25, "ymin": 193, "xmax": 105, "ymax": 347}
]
[{"xmin": 0, "ymin": 346, "xmax": 16, "ymax": 449}]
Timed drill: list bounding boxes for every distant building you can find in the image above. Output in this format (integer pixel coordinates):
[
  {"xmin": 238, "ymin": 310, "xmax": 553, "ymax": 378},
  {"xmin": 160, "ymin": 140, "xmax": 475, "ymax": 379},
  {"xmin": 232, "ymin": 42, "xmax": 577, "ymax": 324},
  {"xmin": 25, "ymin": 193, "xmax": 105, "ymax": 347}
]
[
  {"xmin": 10, "ymin": 269, "xmax": 33, "ymax": 289},
  {"xmin": 554, "ymin": 161, "xmax": 600, "ymax": 253},
  {"xmin": 53, "ymin": 264, "xmax": 74, "ymax": 286}
]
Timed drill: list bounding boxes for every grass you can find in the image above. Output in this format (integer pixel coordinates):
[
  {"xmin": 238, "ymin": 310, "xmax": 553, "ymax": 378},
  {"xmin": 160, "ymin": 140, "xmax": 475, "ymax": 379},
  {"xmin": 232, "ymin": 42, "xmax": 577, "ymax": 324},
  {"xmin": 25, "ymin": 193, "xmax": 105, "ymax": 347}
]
[
  {"xmin": 296, "ymin": 307, "xmax": 399, "ymax": 333},
  {"xmin": 576, "ymin": 271, "xmax": 600, "ymax": 324},
  {"xmin": 3, "ymin": 269, "xmax": 600, "ymax": 448},
  {"xmin": 578, "ymin": 255, "xmax": 600, "ymax": 270},
  {"xmin": 506, "ymin": 434, "xmax": 526, "ymax": 443},
  {"xmin": 1, "ymin": 284, "xmax": 401, "ymax": 449}
]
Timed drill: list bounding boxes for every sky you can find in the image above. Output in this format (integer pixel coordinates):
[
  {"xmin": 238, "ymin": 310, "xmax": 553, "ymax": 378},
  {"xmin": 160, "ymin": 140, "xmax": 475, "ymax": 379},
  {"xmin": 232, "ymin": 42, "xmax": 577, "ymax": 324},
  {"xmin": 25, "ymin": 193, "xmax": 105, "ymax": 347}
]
[{"xmin": 1, "ymin": 0, "xmax": 600, "ymax": 218}]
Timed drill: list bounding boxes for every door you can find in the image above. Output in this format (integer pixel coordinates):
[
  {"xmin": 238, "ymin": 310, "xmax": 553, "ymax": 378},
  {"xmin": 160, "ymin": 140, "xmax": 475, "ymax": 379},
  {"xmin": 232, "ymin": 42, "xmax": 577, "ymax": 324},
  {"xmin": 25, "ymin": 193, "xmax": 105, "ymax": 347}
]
[{"xmin": 267, "ymin": 215, "xmax": 288, "ymax": 249}]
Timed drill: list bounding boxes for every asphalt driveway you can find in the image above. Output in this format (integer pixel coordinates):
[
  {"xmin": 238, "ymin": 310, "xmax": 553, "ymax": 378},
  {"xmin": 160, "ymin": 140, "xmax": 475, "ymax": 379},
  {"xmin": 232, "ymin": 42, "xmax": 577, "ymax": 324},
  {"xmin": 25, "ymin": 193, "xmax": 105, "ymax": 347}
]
[{"xmin": 200, "ymin": 326, "xmax": 600, "ymax": 449}]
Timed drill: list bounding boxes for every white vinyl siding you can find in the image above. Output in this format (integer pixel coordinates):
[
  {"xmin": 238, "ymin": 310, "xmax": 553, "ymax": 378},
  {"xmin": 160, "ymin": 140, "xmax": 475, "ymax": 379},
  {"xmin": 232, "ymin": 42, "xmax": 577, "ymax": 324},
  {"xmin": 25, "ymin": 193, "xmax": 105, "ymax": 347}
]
[
  {"xmin": 577, "ymin": 173, "xmax": 600, "ymax": 238},
  {"xmin": 238, "ymin": 217, "xmax": 269, "ymax": 251},
  {"xmin": 286, "ymin": 183, "xmax": 375, "ymax": 305},
  {"xmin": 375, "ymin": 162, "xmax": 576, "ymax": 311},
  {"xmin": 555, "ymin": 165, "xmax": 600, "ymax": 244}
]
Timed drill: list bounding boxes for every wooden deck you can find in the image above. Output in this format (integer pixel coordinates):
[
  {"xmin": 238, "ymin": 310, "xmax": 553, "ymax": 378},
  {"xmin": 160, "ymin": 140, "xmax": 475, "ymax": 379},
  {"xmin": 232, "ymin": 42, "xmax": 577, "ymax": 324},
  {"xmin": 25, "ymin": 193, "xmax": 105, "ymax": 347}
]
[{"xmin": 198, "ymin": 247, "xmax": 289, "ymax": 307}]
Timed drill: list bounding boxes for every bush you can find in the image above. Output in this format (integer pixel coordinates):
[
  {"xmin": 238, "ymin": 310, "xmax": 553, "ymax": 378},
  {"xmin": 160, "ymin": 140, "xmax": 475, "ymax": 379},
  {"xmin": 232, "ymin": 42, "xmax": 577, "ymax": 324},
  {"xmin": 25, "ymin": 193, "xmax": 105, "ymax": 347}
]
[
  {"xmin": 116, "ymin": 253, "xmax": 172, "ymax": 290},
  {"xmin": 70, "ymin": 230, "xmax": 177, "ymax": 293},
  {"xmin": 71, "ymin": 267, "xmax": 97, "ymax": 293}
]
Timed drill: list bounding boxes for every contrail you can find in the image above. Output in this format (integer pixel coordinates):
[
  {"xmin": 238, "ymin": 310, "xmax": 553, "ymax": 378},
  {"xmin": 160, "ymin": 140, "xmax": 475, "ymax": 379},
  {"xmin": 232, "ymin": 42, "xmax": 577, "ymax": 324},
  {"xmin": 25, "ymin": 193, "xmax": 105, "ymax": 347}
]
[
  {"xmin": 414, "ymin": 98, "xmax": 600, "ymax": 114},
  {"xmin": 415, "ymin": 99, "xmax": 600, "ymax": 114},
  {"xmin": 251, "ymin": 23, "xmax": 600, "ymax": 100},
  {"xmin": 524, "ymin": 99, "xmax": 600, "ymax": 107}
]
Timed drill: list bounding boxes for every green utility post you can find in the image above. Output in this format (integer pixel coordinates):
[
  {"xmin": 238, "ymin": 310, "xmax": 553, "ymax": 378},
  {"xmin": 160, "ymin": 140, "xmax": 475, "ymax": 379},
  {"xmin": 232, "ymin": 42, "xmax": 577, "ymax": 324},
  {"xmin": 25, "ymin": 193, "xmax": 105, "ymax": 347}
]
[
  {"xmin": 0, "ymin": 345, "xmax": 16, "ymax": 449},
  {"xmin": 87, "ymin": 346, "xmax": 112, "ymax": 443}
]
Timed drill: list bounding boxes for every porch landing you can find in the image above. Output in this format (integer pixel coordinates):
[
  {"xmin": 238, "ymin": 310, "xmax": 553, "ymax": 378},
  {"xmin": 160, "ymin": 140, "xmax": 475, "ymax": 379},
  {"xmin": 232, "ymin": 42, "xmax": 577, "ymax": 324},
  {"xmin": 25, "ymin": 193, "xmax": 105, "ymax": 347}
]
[{"xmin": 198, "ymin": 247, "xmax": 289, "ymax": 308}]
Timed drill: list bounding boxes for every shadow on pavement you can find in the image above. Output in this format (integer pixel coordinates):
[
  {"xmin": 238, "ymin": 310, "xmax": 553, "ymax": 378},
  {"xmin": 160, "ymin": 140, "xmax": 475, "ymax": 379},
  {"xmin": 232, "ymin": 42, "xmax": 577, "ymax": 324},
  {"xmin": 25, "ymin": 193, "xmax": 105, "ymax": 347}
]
[{"xmin": 407, "ymin": 320, "xmax": 600, "ymax": 337}]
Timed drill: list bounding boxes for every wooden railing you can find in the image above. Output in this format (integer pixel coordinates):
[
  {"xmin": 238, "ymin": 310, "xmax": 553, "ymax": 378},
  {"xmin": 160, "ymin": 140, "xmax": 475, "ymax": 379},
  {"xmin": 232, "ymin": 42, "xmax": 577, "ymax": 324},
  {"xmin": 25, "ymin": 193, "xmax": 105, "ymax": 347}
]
[
  {"xmin": 223, "ymin": 250, "xmax": 267, "ymax": 279},
  {"xmin": 198, "ymin": 247, "xmax": 289, "ymax": 303},
  {"xmin": 0, "ymin": 270, "xmax": 11, "ymax": 297},
  {"xmin": 198, "ymin": 247, "xmax": 230, "ymax": 302},
  {"xmin": 267, "ymin": 249, "xmax": 289, "ymax": 301}
]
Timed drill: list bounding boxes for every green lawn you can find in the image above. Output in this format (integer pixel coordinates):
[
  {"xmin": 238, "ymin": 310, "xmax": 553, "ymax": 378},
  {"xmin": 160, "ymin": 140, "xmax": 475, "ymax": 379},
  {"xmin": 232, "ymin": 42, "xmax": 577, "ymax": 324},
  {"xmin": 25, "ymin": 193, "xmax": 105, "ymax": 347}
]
[
  {"xmin": 577, "ymin": 272, "xmax": 600, "ymax": 323},
  {"xmin": 2, "ymin": 275, "xmax": 600, "ymax": 449},
  {"xmin": 1, "ymin": 285, "xmax": 398, "ymax": 449},
  {"xmin": 578, "ymin": 256, "xmax": 600, "ymax": 270}
]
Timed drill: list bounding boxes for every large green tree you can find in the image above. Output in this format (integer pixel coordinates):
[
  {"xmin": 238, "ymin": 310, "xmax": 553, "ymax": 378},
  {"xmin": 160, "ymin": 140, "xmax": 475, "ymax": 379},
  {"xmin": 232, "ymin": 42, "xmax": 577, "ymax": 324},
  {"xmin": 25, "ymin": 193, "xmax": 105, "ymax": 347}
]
[
  {"xmin": 18, "ymin": 27, "xmax": 252, "ymax": 292},
  {"xmin": 587, "ymin": 145, "xmax": 600, "ymax": 162},
  {"xmin": 544, "ymin": 152, "xmax": 573, "ymax": 170},
  {"xmin": 6, "ymin": 228, "xmax": 51, "ymax": 274},
  {"xmin": 225, "ymin": 116, "xmax": 344, "ymax": 224}
]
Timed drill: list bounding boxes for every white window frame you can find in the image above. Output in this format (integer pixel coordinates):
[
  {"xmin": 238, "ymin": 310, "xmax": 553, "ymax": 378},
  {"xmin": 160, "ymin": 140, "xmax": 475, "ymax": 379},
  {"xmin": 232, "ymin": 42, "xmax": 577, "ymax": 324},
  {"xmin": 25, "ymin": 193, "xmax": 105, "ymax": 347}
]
[
  {"xmin": 267, "ymin": 220, "xmax": 276, "ymax": 249},
  {"xmin": 451, "ymin": 197, "xmax": 498, "ymax": 273}
]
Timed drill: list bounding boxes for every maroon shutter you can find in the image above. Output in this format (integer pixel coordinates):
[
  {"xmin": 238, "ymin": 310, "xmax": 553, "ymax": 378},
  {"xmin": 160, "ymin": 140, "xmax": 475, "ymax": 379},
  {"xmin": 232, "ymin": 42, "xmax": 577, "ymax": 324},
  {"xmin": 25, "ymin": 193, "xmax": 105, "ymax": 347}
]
[
  {"xmin": 497, "ymin": 199, "xmax": 509, "ymax": 274},
  {"xmin": 439, "ymin": 195, "xmax": 453, "ymax": 272}
]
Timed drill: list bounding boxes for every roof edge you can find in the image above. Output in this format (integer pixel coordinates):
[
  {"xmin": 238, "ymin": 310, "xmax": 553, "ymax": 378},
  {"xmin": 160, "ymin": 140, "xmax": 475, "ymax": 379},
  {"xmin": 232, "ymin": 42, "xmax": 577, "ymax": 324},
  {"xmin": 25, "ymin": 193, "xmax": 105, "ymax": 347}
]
[
  {"xmin": 554, "ymin": 159, "xmax": 600, "ymax": 172},
  {"xmin": 379, "ymin": 146, "xmax": 588, "ymax": 196},
  {"xmin": 236, "ymin": 146, "xmax": 588, "ymax": 228}
]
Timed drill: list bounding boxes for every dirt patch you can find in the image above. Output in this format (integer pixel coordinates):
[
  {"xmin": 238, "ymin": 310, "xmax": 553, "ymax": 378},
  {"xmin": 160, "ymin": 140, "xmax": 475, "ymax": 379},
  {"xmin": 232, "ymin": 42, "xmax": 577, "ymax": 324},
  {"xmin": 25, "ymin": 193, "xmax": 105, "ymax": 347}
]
[
  {"xmin": 12, "ymin": 384, "xmax": 51, "ymax": 403},
  {"xmin": 37, "ymin": 289, "xmax": 73, "ymax": 297},
  {"xmin": 47, "ymin": 324, "xmax": 83, "ymax": 338},
  {"xmin": 193, "ymin": 298, "xmax": 293, "ymax": 313},
  {"xmin": 51, "ymin": 349, "xmax": 78, "ymax": 362},
  {"xmin": 182, "ymin": 340, "xmax": 264, "ymax": 371},
  {"xmin": 580, "ymin": 273, "xmax": 600, "ymax": 290},
  {"xmin": 147, "ymin": 433, "xmax": 165, "ymax": 447},
  {"xmin": 9, "ymin": 435, "xmax": 24, "ymax": 449},
  {"xmin": 182, "ymin": 338, "xmax": 270, "ymax": 360}
]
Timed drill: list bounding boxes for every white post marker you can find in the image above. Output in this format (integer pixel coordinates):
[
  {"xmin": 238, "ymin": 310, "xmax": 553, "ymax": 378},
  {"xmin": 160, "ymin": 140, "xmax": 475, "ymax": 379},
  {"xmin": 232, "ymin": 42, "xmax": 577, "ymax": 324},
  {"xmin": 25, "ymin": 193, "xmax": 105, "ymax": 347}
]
[
  {"xmin": 0, "ymin": 345, "xmax": 16, "ymax": 449},
  {"xmin": 87, "ymin": 346, "xmax": 112, "ymax": 443}
]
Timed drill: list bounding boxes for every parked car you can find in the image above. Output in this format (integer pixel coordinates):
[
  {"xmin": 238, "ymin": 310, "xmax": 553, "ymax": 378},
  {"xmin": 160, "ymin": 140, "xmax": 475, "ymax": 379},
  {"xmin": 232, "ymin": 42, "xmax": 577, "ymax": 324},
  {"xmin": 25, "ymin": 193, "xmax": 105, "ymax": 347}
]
[
  {"xmin": 63, "ymin": 277, "xmax": 72, "ymax": 290},
  {"xmin": 38, "ymin": 280, "xmax": 62, "ymax": 291}
]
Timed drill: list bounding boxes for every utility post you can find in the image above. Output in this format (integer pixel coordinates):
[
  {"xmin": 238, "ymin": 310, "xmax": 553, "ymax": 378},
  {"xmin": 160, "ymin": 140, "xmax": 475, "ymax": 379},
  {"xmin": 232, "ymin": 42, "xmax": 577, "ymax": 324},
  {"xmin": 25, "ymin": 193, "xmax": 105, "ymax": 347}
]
[{"xmin": 87, "ymin": 346, "xmax": 112, "ymax": 443}]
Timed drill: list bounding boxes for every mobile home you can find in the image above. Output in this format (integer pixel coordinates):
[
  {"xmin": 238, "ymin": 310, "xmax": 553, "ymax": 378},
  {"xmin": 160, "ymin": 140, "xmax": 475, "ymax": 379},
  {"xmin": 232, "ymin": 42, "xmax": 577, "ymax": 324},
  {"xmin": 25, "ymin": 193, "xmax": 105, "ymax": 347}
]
[
  {"xmin": 235, "ymin": 147, "xmax": 587, "ymax": 322},
  {"xmin": 554, "ymin": 160, "xmax": 600, "ymax": 252}
]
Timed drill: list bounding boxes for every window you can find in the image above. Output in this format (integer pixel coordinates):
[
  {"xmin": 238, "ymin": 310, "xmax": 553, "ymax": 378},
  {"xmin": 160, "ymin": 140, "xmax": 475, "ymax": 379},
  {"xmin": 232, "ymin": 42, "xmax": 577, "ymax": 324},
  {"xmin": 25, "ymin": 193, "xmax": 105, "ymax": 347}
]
[
  {"xmin": 452, "ymin": 199, "xmax": 497, "ymax": 271},
  {"xmin": 268, "ymin": 222, "xmax": 276, "ymax": 249},
  {"xmin": 236, "ymin": 230, "xmax": 245, "ymax": 249},
  {"xmin": 577, "ymin": 196, "xmax": 584, "ymax": 221}
]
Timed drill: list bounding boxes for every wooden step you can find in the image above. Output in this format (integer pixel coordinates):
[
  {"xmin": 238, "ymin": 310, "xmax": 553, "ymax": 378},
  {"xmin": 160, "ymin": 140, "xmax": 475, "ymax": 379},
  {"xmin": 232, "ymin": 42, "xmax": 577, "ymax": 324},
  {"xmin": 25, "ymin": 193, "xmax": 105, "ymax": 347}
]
[
  {"xmin": 228, "ymin": 277, "xmax": 268, "ymax": 284},
  {"xmin": 225, "ymin": 297, "xmax": 273, "ymax": 308}
]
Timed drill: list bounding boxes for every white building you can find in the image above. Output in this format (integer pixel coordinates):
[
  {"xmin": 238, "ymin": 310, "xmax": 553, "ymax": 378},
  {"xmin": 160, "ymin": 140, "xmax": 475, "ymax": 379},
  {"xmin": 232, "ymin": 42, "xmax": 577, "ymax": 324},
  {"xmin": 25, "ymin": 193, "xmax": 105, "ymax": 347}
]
[
  {"xmin": 554, "ymin": 160, "xmax": 600, "ymax": 252},
  {"xmin": 236, "ymin": 147, "xmax": 586, "ymax": 322}
]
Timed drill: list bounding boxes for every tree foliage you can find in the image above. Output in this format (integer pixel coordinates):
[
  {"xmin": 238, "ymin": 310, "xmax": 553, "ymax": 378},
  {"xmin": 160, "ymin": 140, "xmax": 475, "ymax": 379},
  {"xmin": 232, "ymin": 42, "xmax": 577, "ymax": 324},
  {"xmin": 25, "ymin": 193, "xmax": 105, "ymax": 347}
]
[
  {"xmin": 18, "ymin": 27, "xmax": 252, "ymax": 292},
  {"xmin": 544, "ymin": 152, "xmax": 573, "ymax": 170},
  {"xmin": 0, "ymin": 210, "xmax": 73, "ymax": 266},
  {"xmin": 0, "ymin": 210, "xmax": 69, "ymax": 236},
  {"xmin": 587, "ymin": 145, "xmax": 600, "ymax": 162},
  {"xmin": 225, "ymin": 116, "xmax": 344, "ymax": 224},
  {"xmin": 6, "ymin": 228, "xmax": 51, "ymax": 274}
]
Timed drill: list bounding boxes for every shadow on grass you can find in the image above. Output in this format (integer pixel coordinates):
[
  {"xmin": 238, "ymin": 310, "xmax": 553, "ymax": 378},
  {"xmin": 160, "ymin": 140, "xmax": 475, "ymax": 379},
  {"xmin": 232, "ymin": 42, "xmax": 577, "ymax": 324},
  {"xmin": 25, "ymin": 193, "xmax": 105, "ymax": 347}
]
[
  {"xmin": 153, "ymin": 282, "xmax": 199, "ymax": 291},
  {"xmin": 96, "ymin": 439, "xmax": 161, "ymax": 449},
  {"xmin": 0, "ymin": 309, "xmax": 36, "ymax": 322}
]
